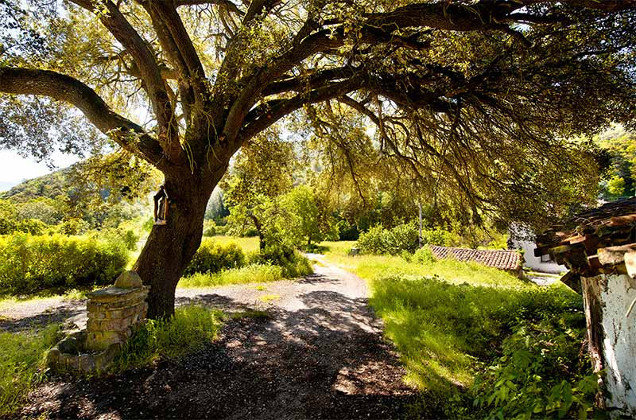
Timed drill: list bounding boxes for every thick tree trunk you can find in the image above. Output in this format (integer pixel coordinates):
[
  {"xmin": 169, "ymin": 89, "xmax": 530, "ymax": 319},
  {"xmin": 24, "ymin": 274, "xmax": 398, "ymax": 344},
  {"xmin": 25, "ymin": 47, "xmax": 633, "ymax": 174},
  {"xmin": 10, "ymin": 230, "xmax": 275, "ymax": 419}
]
[{"xmin": 133, "ymin": 167, "xmax": 224, "ymax": 318}]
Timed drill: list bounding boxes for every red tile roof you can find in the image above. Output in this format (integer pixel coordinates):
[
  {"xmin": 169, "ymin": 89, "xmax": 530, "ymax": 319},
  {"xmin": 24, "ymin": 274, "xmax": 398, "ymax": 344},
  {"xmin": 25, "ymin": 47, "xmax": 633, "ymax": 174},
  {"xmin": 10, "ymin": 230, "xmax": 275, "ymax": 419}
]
[
  {"xmin": 429, "ymin": 245, "xmax": 522, "ymax": 271},
  {"xmin": 534, "ymin": 197, "xmax": 636, "ymax": 279}
]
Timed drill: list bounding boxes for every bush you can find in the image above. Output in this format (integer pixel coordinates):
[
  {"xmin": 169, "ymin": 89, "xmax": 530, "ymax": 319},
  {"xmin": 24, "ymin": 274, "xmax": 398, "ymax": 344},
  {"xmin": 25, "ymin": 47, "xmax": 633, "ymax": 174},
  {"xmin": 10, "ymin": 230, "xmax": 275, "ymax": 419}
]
[
  {"xmin": 413, "ymin": 246, "xmax": 437, "ymax": 263},
  {"xmin": 356, "ymin": 225, "xmax": 390, "ymax": 254},
  {"xmin": 420, "ymin": 228, "xmax": 454, "ymax": 247},
  {"xmin": 57, "ymin": 218, "xmax": 90, "ymax": 235},
  {"xmin": 357, "ymin": 223, "xmax": 458, "ymax": 255},
  {"xmin": 336, "ymin": 219, "xmax": 359, "ymax": 241},
  {"xmin": 184, "ymin": 239, "xmax": 246, "ymax": 276},
  {"xmin": 95, "ymin": 227, "xmax": 140, "ymax": 251},
  {"xmin": 473, "ymin": 318, "xmax": 597, "ymax": 419},
  {"xmin": 0, "ymin": 218, "xmax": 48, "ymax": 235},
  {"xmin": 202, "ymin": 220, "xmax": 217, "ymax": 237},
  {"xmin": 113, "ymin": 305, "xmax": 223, "ymax": 371},
  {"xmin": 357, "ymin": 222, "xmax": 419, "ymax": 255},
  {"xmin": 255, "ymin": 244, "xmax": 313, "ymax": 278},
  {"xmin": 0, "ymin": 233, "xmax": 128, "ymax": 294}
]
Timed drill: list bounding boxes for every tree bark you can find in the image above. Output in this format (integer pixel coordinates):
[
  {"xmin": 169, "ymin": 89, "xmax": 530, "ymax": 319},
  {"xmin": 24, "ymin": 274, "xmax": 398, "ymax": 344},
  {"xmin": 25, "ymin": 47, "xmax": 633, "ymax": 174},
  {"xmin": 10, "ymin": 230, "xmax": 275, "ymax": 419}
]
[
  {"xmin": 581, "ymin": 275, "xmax": 607, "ymax": 409},
  {"xmin": 249, "ymin": 213, "xmax": 266, "ymax": 251},
  {"xmin": 133, "ymin": 167, "xmax": 224, "ymax": 318}
]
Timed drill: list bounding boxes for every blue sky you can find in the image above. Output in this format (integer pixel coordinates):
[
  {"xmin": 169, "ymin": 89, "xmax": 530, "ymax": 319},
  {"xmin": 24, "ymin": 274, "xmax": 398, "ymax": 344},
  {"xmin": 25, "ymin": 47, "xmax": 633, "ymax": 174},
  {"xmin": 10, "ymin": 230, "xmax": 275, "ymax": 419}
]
[{"xmin": 0, "ymin": 149, "xmax": 79, "ymax": 191}]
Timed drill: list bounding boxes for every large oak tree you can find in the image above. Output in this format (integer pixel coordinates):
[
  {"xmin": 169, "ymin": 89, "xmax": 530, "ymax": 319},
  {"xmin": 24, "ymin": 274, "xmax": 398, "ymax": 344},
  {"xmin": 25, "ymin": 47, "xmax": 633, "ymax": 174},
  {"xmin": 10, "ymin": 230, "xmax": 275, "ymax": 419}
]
[{"xmin": 1, "ymin": 0, "xmax": 634, "ymax": 317}]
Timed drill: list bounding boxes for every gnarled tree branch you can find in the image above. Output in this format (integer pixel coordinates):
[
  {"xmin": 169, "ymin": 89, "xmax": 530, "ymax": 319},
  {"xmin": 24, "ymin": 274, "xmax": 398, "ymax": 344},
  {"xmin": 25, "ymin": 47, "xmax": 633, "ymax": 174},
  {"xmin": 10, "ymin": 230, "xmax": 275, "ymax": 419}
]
[
  {"xmin": 67, "ymin": 0, "xmax": 180, "ymax": 156},
  {"xmin": 0, "ymin": 67, "xmax": 169, "ymax": 171}
]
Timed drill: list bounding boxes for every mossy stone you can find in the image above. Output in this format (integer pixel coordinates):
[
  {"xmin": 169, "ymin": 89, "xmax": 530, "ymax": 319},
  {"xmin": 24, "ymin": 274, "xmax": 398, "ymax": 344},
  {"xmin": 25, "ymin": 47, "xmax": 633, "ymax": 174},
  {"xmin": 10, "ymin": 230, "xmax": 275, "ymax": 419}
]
[{"xmin": 114, "ymin": 271, "xmax": 143, "ymax": 289}]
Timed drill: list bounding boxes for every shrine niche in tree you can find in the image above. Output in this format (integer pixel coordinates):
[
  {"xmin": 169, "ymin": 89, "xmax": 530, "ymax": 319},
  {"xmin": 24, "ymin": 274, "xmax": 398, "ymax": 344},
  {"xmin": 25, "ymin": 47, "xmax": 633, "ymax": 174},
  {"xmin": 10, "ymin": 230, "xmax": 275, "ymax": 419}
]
[{"xmin": 153, "ymin": 185, "xmax": 169, "ymax": 226}]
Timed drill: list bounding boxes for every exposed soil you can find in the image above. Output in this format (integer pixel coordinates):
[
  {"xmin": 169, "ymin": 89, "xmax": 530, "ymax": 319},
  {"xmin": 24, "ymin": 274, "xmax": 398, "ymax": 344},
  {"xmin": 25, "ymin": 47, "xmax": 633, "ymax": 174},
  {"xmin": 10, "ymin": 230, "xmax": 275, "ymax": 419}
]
[{"xmin": 16, "ymin": 256, "xmax": 420, "ymax": 419}]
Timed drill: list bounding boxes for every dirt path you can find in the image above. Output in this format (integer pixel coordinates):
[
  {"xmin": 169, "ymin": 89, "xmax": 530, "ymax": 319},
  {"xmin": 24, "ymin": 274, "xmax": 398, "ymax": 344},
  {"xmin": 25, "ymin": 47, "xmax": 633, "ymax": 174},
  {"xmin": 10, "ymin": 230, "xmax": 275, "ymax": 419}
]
[{"xmin": 18, "ymin": 256, "xmax": 418, "ymax": 419}]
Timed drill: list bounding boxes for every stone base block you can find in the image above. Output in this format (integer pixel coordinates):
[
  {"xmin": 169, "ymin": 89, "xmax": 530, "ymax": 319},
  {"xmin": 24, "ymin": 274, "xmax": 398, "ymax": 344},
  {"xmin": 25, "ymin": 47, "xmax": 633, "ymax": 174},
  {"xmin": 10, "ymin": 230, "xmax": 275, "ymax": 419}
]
[{"xmin": 47, "ymin": 331, "xmax": 121, "ymax": 373}]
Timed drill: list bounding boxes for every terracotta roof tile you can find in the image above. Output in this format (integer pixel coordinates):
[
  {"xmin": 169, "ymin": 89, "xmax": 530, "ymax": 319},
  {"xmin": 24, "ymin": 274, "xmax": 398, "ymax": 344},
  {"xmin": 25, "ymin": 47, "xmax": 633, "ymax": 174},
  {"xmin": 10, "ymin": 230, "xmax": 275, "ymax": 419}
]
[
  {"xmin": 429, "ymin": 245, "xmax": 522, "ymax": 271},
  {"xmin": 534, "ymin": 197, "xmax": 636, "ymax": 277},
  {"xmin": 536, "ymin": 197, "xmax": 636, "ymax": 254}
]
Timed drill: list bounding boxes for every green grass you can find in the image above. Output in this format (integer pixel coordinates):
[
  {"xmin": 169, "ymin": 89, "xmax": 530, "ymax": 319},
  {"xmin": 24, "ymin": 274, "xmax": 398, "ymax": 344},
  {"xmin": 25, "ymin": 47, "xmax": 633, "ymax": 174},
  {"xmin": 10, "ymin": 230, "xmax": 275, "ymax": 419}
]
[
  {"xmin": 259, "ymin": 294, "xmax": 281, "ymax": 303},
  {"xmin": 319, "ymin": 241, "xmax": 587, "ymax": 417},
  {"xmin": 209, "ymin": 235, "xmax": 260, "ymax": 255},
  {"xmin": 0, "ymin": 323, "xmax": 62, "ymax": 416},
  {"xmin": 178, "ymin": 263, "xmax": 285, "ymax": 288},
  {"xmin": 321, "ymin": 241, "xmax": 525, "ymax": 288},
  {"xmin": 113, "ymin": 305, "xmax": 223, "ymax": 371},
  {"xmin": 369, "ymin": 276, "xmax": 580, "ymax": 391}
]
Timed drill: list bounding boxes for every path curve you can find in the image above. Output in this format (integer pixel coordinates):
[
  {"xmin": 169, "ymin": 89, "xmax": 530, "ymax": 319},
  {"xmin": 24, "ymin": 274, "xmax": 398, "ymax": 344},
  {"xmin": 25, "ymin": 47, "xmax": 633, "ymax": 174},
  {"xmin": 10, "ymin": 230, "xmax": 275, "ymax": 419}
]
[{"xmin": 18, "ymin": 256, "xmax": 418, "ymax": 419}]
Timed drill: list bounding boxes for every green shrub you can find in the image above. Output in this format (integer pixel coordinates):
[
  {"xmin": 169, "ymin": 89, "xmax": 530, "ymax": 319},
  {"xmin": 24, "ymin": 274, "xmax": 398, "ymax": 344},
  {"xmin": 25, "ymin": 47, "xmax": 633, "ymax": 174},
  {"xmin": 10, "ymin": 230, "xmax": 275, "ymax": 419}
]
[
  {"xmin": 255, "ymin": 244, "xmax": 313, "ymax": 277},
  {"xmin": 357, "ymin": 223, "xmax": 460, "ymax": 255},
  {"xmin": 0, "ymin": 218, "xmax": 48, "ymax": 235},
  {"xmin": 184, "ymin": 239, "xmax": 246, "ymax": 275},
  {"xmin": 94, "ymin": 227, "xmax": 140, "ymax": 251},
  {"xmin": 413, "ymin": 246, "xmax": 437, "ymax": 263},
  {"xmin": 420, "ymin": 228, "xmax": 455, "ymax": 247},
  {"xmin": 202, "ymin": 220, "xmax": 216, "ymax": 236},
  {"xmin": 336, "ymin": 219, "xmax": 359, "ymax": 240},
  {"xmin": 113, "ymin": 305, "xmax": 223, "ymax": 371},
  {"xmin": 0, "ymin": 323, "xmax": 62, "ymax": 415},
  {"xmin": 356, "ymin": 225, "xmax": 390, "ymax": 254},
  {"xmin": 213, "ymin": 223, "xmax": 230, "ymax": 236},
  {"xmin": 357, "ymin": 222, "xmax": 419, "ymax": 255},
  {"xmin": 473, "ymin": 318, "xmax": 597, "ymax": 419},
  {"xmin": 57, "ymin": 218, "xmax": 90, "ymax": 235},
  {"xmin": 0, "ymin": 233, "xmax": 128, "ymax": 294}
]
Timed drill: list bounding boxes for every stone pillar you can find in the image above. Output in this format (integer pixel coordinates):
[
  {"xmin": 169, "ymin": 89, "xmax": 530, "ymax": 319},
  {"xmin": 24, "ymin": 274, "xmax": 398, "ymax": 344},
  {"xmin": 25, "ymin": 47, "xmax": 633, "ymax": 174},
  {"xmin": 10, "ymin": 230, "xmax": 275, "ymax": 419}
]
[
  {"xmin": 47, "ymin": 271, "xmax": 149, "ymax": 373},
  {"xmin": 85, "ymin": 271, "xmax": 149, "ymax": 351}
]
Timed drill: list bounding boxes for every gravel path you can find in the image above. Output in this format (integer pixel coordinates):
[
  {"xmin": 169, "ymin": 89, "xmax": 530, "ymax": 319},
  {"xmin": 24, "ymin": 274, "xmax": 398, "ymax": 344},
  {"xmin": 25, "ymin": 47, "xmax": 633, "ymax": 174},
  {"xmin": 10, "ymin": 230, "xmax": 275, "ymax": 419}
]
[
  {"xmin": 17, "ymin": 255, "xmax": 419, "ymax": 419},
  {"xmin": 1, "ymin": 254, "xmax": 365, "ymax": 330}
]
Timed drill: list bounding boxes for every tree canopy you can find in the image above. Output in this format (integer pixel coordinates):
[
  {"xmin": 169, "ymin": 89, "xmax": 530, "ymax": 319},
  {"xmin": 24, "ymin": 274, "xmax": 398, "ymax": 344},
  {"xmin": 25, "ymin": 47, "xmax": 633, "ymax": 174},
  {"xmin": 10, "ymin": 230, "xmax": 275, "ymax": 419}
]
[{"xmin": 1, "ymin": 0, "xmax": 634, "ymax": 317}]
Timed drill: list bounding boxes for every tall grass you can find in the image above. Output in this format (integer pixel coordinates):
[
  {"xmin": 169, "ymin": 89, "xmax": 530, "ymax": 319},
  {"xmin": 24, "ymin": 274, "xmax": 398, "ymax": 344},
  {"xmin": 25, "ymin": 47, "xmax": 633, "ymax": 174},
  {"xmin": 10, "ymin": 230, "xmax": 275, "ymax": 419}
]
[
  {"xmin": 322, "ymin": 242, "xmax": 523, "ymax": 288},
  {"xmin": 0, "ymin": 233, "xmax": 128, "ymax": 295},
  {"xmin": 370, "ymin": 276, "xmax": 581, "ymax": 391},
  {"xmin": 0, "ymin": 323, "xmax": 62, "ymax": 415},
  {"xmin": 210, "ymin": 236, "xmax": 260, "ymax": 255},
  {"xmin": 179, "ymin": 263, "xmax": 284, "ymax": 288},
  {"xmin": 113, "ymin": 305, "xmax": 223, "ymax": 371},
  {"xmin": 321, "ymin": 241, "xmax": 591, "ymax": 417}
]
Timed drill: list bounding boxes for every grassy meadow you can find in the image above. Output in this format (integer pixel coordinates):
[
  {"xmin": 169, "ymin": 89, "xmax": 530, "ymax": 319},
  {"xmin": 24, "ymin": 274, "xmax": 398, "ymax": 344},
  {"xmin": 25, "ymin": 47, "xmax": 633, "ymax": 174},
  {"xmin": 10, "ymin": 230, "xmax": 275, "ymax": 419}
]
[
  {"xmin": 0, "ymin": 324, "xmax": 63, "ymax": 415},
  {"xmin": 318, "ymin": 241, "xmax": 593, "ymax": 418}
]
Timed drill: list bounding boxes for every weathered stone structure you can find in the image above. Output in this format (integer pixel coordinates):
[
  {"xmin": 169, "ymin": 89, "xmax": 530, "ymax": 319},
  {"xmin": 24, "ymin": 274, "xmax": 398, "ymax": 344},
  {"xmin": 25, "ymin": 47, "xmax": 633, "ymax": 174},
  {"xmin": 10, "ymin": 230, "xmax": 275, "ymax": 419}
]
[
  {"xmin": 47, "ymin": 271, "xmax": 149, "ymax": 373},
  {"xmin": 535, "ymin": 197, "xmax": 636, "ymax": 416}
]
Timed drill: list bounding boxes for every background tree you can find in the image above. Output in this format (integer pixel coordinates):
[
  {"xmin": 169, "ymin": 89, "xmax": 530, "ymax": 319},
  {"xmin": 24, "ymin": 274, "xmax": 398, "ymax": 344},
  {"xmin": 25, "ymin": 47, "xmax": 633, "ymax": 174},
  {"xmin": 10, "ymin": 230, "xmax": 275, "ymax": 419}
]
[
  {"xmin": 280, "ymin": 185, "xmax": 336, "ymax": 248},
  {"xmin": 222, "ymin": 127, "xmax": 296, "ymax": 248},
  {"xmin": 1, "ymin": 0, "xmax": 634, "ymax": 317},
  {"xmin": 596, "ymin": 127, "xmax": 635, "ymax": 199}
]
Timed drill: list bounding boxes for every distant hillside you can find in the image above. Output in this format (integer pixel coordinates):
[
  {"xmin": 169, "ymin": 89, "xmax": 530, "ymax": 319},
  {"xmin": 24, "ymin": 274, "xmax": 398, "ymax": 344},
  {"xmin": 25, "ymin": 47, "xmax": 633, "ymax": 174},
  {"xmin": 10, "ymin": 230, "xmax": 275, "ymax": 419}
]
[{"xmin": 0, "ymin": 167, "xmax": 72, "ymax": 203}]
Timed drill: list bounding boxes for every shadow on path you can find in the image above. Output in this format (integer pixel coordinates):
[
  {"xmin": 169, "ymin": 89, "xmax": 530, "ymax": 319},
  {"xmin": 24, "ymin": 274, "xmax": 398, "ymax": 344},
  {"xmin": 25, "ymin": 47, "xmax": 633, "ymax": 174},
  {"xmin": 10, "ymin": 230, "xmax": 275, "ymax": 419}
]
[
  {"xmin": 0, "ymin": 303, "xmax": 84, "ymax": 333},
  {"xmin": 21, "ymin": 286, "xmax": 419, "ymax": 419}
]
